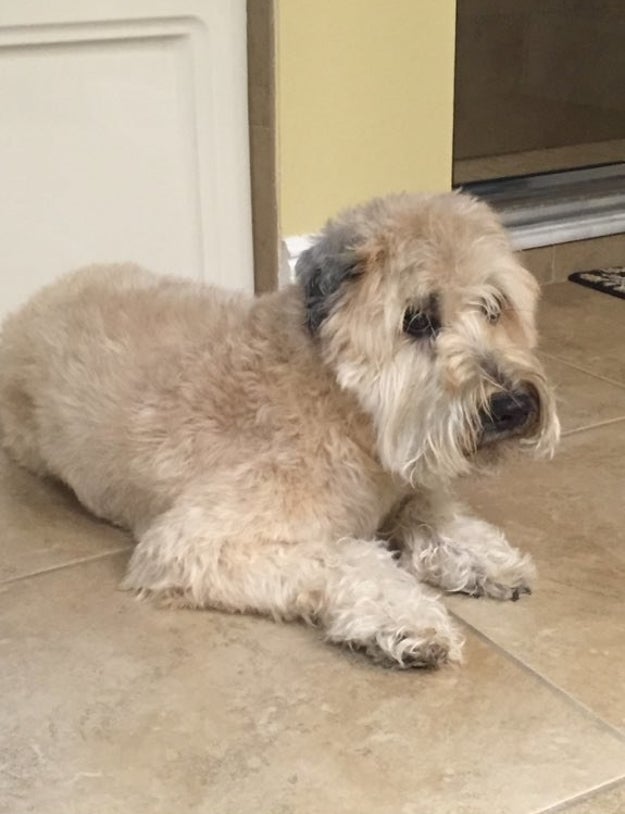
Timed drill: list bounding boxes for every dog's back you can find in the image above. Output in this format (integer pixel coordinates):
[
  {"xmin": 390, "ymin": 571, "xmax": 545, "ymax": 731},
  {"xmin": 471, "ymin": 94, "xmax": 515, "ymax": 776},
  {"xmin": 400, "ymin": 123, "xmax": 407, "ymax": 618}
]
[
  {"xmin": 0, "ymin": 264, "xmax": 381, "ymax": 537},
  {"xmin": 0, "ymin": 265, "xmax": 253, "ymax": 527}
]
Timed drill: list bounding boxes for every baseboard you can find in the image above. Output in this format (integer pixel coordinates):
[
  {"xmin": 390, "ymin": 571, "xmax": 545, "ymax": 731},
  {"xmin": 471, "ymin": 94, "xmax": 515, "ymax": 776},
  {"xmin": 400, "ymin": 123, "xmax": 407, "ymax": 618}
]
[
  {"xmin": 465, "ymin": 164, "xmax": 625, "ymax": 250},
  {"xmin": 279, "ymin": 235, "xmax": 315, "ymax": 284}
]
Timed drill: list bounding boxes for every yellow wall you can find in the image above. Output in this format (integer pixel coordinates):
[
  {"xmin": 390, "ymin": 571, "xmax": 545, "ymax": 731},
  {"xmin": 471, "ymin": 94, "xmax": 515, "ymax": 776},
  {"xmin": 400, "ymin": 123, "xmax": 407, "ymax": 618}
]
[{"xmin": 276, "ymin": 0, "xmax": 457, "ymax": 236}]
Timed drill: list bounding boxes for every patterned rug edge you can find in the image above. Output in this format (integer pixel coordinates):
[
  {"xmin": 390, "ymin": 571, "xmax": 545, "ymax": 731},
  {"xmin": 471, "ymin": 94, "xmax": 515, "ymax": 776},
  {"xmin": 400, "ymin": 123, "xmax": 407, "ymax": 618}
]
[{"xmin": 568, "ymin": 267, "xmax": 625, "ymax": 300}]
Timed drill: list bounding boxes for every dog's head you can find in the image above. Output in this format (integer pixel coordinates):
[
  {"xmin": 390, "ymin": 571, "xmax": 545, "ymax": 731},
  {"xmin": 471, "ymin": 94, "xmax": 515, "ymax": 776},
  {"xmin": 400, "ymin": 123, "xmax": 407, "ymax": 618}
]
[{"xmin": 296, "ymin": 192, "xmax": 560, "ymax": 485}]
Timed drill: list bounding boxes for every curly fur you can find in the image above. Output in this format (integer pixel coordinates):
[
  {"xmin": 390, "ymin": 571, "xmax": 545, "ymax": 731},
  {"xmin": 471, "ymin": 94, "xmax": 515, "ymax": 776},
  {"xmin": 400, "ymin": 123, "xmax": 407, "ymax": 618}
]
[{"xmin": 0, "ymin": 191, "xmax": 559, "ymax": 668}]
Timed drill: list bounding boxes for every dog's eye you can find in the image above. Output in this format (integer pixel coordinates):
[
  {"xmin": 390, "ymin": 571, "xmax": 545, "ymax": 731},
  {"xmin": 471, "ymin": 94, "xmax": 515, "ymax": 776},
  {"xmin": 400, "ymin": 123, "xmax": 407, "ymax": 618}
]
[
  {"xmin": 481, "ymin": 299, "xmax": 502, "ymax": 324},
  {"xmin": 403, "ymin": 308, "xmax": 441, "ymax": 339}
]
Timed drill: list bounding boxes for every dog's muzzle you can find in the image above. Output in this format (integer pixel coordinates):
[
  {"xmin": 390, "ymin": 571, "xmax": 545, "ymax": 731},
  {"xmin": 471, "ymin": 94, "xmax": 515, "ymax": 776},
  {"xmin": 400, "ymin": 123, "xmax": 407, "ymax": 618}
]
[{"xmin": 479, "ymin": 388, "xmax": 539, "ymax": 442}]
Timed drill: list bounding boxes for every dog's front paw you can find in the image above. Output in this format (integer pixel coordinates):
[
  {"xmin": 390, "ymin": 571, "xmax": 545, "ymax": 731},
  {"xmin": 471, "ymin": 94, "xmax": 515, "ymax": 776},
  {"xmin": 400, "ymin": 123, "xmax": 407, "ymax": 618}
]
[
  {"xmin": 462, "ymin": 556, "xmax": 534, "ymax": 601},
  {"xmin": 363, "ymin": 624, "xmax": 463, "ymax": 669},
  {"xmin": 406, "ymin": 515, "xmax": 536, "ymax": 602},
  {"xmin": 454, "ymin": 539, "xmax": 536, "ymax": 601},
  {"xmin": 325, "ymin": 588, "xmax": 464, "ymax": 669}
]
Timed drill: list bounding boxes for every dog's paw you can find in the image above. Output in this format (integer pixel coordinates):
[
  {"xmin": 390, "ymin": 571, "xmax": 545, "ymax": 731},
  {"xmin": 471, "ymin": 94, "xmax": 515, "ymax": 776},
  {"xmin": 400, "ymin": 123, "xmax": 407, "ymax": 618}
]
[
  {"xmin": 463, "ymin": 574, "xmax": 533, "ymax": 601},
  {"xmin": 458, "ymin": 548, "xmax": 536, "ymax": 602},
  {"xmin": 359, "ymin": 624, "xmax": 464, "ymax": 669},
  {"xmin": 323, "ymin": 573, "xmax": 464, "ymax": 669},
  {"xmin": 408, "ymin": 515, "xmax": 537, "ymax": 602}
]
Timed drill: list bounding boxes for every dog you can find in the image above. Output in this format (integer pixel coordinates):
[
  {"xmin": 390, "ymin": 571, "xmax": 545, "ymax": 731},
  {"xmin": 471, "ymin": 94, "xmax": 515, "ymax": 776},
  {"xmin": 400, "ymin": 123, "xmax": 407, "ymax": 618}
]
[{"xmin": 0, "ymin": 192, "xmax": 559, "ymax": 668}]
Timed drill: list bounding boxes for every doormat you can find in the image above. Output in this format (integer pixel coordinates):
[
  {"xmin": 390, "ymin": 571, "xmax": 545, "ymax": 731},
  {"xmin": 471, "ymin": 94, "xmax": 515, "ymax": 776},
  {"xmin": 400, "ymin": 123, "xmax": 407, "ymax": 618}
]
[{"xmin": 568, "ymin": 267, "xmax": 625, "ymax": 300}]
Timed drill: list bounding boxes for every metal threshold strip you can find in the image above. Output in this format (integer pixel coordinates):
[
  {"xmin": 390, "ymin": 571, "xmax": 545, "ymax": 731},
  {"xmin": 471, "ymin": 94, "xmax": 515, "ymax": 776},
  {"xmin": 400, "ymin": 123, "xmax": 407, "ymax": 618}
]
[{"xmin": 460, "ymin": 163, "xmax": 625, "ymax": 250}]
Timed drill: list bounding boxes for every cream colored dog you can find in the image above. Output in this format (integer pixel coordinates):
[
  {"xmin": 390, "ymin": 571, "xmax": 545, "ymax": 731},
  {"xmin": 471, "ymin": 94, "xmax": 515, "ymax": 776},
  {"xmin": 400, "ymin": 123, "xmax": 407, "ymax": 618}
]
[{"xmin": 0, "ymin": 192, "xmax": 559, "ymax": 668}]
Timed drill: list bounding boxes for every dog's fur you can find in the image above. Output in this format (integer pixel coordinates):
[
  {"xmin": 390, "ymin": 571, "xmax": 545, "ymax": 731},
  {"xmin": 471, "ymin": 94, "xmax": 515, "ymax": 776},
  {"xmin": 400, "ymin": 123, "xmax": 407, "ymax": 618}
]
[{"xmin": 0, "ymin": 192, "xmax": 559, "ymax": 667}]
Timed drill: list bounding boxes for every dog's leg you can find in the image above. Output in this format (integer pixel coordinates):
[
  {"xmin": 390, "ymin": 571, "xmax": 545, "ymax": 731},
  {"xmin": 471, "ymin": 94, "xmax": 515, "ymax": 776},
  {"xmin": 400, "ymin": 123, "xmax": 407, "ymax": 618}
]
[
  {"xmin": 121, "ymin": 505, "xmax": 462, "ymax": 668},
  {"xmin": 387, "ymin": 493, "xmax": 535, "ymax": 600},
  {"xmin": 309, "ymin": 537, "xmax": 463, "ymax": 667}
]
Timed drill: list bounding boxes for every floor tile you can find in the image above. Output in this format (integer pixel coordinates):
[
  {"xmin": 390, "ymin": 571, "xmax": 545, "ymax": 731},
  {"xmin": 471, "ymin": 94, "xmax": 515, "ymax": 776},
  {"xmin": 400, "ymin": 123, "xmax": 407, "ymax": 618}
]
[
  {"xmin": 0, "ymin": 451, "xmax": 130, "ymax": 583},
  {"xmin": 1, "ymin": 555, "xmax": 625, "ymax": 814},
  {"xmin": 553, "ymin": 233, "xmax": 625, "ymax": 282},
  {"xmin": 551, "ymin": 781, "xmax": 625, "ymax": 814},
  {"xmin": 523, "ymin": 245, "xmax": 555, "ymax": 285},
  {"xmin": 538, "ymin": 283, "xmax": 625, "ymax": 386},
  {"xmin": 449, "ymin": 423, "xmax": 625, "ymax": 732},
  {"xmin": 541, "ymin": 355, "xmax": 625, "ymax": 434}
]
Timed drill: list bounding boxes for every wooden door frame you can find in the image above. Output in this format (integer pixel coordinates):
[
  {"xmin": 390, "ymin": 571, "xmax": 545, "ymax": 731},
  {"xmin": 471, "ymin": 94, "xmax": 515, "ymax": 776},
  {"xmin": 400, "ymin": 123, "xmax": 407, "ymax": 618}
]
[{"xmin": 247, "ymin": 0, "xmax": 279, "ymax": 293}]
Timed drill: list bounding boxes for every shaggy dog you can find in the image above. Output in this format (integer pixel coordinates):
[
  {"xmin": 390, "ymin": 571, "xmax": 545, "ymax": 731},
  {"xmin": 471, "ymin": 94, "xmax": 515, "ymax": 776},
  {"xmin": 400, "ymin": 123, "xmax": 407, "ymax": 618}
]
[{"xmin": 0, "ymin": 192, "xmax": 559, "ymax": 667}]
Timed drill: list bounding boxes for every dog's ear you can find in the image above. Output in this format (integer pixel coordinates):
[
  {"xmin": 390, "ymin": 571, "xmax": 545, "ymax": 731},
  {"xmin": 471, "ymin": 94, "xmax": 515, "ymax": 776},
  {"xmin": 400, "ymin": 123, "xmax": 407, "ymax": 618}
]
[{"xmin": 295, "ymin": 230, "xmax": 362, "ymax": 334}]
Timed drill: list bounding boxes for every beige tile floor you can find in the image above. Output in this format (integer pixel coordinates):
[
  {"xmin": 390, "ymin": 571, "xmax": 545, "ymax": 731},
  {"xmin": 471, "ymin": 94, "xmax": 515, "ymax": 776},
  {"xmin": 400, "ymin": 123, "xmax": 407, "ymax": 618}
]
[{"xmin": 1, "ymin": 281, "xmax": 625, "ymax": 814}]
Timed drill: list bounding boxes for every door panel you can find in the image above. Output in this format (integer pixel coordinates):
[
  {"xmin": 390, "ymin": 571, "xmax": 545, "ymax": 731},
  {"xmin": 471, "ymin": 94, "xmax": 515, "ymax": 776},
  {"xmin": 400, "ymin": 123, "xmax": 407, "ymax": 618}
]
[{"xmin": 0, "ymin": 2, "xmax": 252, "ymax": 319}]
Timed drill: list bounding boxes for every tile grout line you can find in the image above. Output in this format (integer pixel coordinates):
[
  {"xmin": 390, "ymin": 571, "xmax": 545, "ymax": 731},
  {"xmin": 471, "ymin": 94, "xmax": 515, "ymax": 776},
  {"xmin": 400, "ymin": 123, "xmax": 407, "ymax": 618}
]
[
  {"xmin": 449, "ymin": 610, "xmax": 625, "ymax": 745},
  {"xmin": 541, "ymin": 351, "xmax": 625, "ymax": 391},
  {"xmin": 1, "ymin": 547, "xmax": 130, "ymax": 585},
  {"xmin": 531, "ymin": 775, "xmax": 625, "ymax": 814}
]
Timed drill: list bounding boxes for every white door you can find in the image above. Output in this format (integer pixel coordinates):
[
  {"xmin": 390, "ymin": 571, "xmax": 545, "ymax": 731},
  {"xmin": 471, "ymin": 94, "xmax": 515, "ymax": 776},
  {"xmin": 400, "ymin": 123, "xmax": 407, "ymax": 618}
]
[{"xmin": 0, "ymin": 0, "xmax": 253, "ymax": 320}]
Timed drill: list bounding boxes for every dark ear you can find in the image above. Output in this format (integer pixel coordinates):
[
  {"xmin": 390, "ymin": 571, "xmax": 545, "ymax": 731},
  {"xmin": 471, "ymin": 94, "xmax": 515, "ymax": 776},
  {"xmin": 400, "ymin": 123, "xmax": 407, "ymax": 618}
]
[{"xmin": 295, "ymin": 231, "xmax": 362, "ymax": 334}]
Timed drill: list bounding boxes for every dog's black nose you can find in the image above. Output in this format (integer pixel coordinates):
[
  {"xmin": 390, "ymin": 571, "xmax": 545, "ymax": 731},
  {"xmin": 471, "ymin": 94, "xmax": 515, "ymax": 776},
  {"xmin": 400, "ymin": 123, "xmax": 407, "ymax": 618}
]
[{"xmin": 483, "ymin": 390, "xmax": 537, "ymax": 433}]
